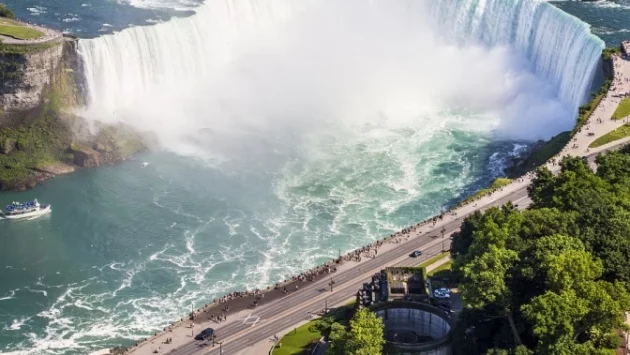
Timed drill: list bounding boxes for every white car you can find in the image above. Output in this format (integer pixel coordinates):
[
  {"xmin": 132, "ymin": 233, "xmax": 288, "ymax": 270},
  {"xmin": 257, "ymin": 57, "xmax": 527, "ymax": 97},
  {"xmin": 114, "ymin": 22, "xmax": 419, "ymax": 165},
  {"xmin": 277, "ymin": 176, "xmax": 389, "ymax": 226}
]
[{"xmin": 433, "ymin": 288, "xmax": 451, "ymax": 299}]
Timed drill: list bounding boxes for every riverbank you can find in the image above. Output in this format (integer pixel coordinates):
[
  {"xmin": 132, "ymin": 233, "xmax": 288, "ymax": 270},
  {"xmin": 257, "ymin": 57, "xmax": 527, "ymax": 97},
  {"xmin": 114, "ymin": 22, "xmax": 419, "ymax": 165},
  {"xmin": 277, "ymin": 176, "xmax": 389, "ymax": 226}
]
[
  {"xmin": 506, "ymin": 49, "xmax": 615, "ymax": 178},
  {"xmin": 0, "ymin": 7, "xmax": 147, "ymax": 191},
  {"xmin": 0, "ymin": 59, "xmax": 146, "ymax": 190},
  {"xmin": 116, "ymin": 45, "xmax": 630, "ymax": 355}
]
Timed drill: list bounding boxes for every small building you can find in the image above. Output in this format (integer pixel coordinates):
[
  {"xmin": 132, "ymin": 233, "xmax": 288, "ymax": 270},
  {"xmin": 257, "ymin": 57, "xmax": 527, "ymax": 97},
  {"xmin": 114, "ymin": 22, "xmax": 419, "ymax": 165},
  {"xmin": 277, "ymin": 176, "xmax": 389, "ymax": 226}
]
[
  {"xmin": 373, "ymin": 301, "xmax": 452, "ymax": 355},
  {"xmin": 354, "ymin": 267, "xmax": 454, "ymax": 354},
  {"xmin": 385, "ymin": 267, "xmax": 429, "ymax": 302}
]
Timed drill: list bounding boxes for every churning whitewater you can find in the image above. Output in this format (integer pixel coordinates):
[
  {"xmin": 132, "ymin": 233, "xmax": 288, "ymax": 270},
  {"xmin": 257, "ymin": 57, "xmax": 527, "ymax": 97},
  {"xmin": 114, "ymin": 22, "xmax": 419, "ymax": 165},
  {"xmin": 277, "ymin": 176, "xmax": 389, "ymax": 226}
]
[
  {"xmin": 0, "ymin": 0, "xmax": 607, "ymax": 354},
  {"xmin": 78, "ymin": 0, "xmax": 603, "ymax": 144}
]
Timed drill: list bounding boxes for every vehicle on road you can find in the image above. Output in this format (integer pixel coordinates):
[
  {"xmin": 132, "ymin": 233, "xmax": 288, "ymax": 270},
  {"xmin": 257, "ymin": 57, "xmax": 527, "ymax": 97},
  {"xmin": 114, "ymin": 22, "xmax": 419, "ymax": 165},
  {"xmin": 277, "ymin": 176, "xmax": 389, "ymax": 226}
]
[
  {"xmin": 194, "ymin": 328, "xmax": 215, "ymax": 341},
  {"xmin": 409, "ymin": 250, "xmax": 422, "ymax": 258}
]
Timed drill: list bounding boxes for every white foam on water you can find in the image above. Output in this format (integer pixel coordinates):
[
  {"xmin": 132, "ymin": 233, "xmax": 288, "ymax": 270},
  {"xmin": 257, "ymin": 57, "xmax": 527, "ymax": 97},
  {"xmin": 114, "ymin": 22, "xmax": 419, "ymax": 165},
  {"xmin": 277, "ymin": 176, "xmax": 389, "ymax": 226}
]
[
  {"xmin": 589, "ymin": 0, "xmax": 630, "ymax": 10},
  {"xmin": 0, "ymin": 289, "xmax": 18, "ymax": 301},
  {"xmin": 26, "ymin": 6, "xmax": 46, "ymax": 15},
  {"xmin": 3, "ymin": 0, "xmax": 609, "ymax": 354}
]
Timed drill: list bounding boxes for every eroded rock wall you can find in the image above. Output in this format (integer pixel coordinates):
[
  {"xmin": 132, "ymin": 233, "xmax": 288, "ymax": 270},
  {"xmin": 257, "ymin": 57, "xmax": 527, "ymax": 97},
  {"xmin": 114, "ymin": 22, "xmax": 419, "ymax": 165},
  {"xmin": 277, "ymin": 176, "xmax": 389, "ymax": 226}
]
[{"xmin": 0, "ymin": 43, "xmax": 66, "ymax": 125}]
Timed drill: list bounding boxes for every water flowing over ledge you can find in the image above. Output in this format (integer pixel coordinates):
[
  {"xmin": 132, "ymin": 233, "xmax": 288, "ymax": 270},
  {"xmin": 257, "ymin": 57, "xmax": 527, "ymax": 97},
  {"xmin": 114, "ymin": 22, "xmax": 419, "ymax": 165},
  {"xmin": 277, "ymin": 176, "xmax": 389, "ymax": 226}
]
[
  {"xmin": 429, "ymin": 0, "xmax": 604, "ymax": 110},
  {"xmin": 77, "ymin": 0, "xmax": 604, "ymax": 118}
]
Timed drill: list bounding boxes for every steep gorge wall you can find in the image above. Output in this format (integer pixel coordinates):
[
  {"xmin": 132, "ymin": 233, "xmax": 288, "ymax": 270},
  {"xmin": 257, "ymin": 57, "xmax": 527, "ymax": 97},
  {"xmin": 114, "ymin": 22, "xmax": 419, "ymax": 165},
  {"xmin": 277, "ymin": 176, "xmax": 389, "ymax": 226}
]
[
  {"xmin": 0, "ymin": 40, "xmax": 144, "ymax": 190},
  {"xmin": 0, "ymin": 42, "xmax": 64, "ymax": 125}
]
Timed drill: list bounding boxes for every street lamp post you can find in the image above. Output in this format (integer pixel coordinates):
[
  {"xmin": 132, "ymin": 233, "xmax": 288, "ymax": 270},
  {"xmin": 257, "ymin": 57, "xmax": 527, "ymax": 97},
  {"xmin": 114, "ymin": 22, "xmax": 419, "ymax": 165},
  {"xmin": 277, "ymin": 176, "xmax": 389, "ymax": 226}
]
[{"xmin": 441, "ymin": 227, "xmax": 446, "ymax": 252}]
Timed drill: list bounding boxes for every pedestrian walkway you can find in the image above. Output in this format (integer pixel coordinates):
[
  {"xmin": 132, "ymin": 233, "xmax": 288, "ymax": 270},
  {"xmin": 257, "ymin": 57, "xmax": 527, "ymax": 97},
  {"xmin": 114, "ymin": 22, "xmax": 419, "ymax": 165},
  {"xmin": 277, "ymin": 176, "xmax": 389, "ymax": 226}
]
[{"xmin": 124, "ymin": 50, "xmax": 630, "ymax": 355}]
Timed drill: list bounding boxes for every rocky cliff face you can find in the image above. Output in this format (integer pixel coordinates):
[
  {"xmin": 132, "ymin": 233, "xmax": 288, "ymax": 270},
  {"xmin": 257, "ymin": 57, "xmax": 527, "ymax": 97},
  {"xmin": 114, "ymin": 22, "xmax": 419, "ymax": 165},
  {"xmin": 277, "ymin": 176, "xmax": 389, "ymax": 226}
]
[
  {"xmin": 0, "ymin": 42, "xmax": 68, "ymax": 126},
  {"xmin": 0, "ymin": 39, "xmax": 145, "ymax": 191}
]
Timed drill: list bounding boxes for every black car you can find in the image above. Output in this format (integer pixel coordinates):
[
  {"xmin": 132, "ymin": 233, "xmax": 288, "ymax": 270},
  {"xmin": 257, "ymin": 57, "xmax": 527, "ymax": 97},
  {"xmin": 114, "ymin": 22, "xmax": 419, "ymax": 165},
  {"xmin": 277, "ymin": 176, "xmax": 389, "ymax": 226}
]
[
  {"xmin": 195, "ymin": 327, "xmax": 215, "ymax": 341},
  {"xmin": 409, "ymin": 250, "xmax": 422, "ymax": 258}
]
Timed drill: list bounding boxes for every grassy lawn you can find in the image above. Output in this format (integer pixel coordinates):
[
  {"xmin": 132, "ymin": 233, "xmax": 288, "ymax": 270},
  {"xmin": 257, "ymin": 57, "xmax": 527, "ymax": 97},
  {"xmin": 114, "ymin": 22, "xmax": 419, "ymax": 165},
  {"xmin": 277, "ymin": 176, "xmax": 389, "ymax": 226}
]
[
  {"xmin": 589, "ymin": 124, "xmax": 630, "ymax": 148},
  {"xmin": 0, "ymin": 18, "xmax": 43, "ymax": 40},
  {"xmin": 428, "ymin": 260, "xmax": 452, "ymax": 276},
  {"xmin": 459, "ymin": 177, "xmax": 512, "ymax": 206},
  {"xmin": 272, "ymin": 303, "xmax": 354, "ymax": 355},
  {"xmin": 417, "ymin": 251, "xmax": 450, "ymax": 269},
  {"xmin": 613, "ymin": 98, "xmax": 630, "ymax": 120},
  {"xmin": 272, "ymin": 321, "xmax": 321, "ymax": 355}
]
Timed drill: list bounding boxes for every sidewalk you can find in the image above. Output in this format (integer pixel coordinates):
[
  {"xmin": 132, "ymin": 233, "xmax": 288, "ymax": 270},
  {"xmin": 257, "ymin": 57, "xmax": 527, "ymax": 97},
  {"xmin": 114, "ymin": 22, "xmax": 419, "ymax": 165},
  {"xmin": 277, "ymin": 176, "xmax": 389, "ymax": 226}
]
[{"xmin": 124, "ymin": 55, "xmax": 630, "ymax": 355}]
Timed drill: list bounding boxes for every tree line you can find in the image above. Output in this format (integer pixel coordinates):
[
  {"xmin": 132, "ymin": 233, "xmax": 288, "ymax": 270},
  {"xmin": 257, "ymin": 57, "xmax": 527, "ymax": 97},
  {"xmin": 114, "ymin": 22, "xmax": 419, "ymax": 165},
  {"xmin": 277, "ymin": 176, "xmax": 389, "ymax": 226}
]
[{"xmin": 452, "ymin": 146, "xmax": 630, "ymax": 354}]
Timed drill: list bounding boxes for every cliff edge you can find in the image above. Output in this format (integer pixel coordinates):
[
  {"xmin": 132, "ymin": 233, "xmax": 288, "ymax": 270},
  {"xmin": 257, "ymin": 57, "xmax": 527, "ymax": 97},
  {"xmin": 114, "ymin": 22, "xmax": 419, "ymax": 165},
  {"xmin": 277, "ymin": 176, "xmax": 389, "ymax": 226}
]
[{"xmin": 0, "ymin": 18, "xmax": 145, "ymax": 191}]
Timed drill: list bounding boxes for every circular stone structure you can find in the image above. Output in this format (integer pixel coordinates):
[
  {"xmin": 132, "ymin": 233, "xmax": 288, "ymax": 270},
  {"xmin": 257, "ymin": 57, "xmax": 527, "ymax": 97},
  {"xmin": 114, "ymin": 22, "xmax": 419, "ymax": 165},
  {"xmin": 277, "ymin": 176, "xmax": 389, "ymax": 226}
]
[{"xmin": 372, "ymin": 301, "xmax": 452, "ymax": 355}]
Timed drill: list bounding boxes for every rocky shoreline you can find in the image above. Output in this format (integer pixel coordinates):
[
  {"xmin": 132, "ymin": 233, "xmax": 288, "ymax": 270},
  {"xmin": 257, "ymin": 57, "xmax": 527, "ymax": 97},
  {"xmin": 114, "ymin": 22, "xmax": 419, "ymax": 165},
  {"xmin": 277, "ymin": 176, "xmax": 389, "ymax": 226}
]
[{"xmin": 0, "ymin": 30, "xmax": 147, "ymax": 191}]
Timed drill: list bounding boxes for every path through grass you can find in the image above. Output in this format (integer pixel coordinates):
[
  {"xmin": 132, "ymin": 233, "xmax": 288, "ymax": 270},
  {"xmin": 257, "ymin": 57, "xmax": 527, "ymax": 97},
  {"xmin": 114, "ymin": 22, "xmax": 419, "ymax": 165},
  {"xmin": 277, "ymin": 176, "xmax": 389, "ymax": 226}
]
[
  {"xmin": 590, "ymin": 124, "xmax": 630, "ymax": 148},
  {"xmin": 613, "ymin": 98, "xmax": 630, "ymax": 120}
]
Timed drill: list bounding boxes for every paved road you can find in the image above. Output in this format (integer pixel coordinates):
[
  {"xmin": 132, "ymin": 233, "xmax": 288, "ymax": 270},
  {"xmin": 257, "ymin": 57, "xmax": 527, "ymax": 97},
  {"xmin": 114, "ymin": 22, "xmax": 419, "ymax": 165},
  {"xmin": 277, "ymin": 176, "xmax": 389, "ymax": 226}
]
[
  {"xmin": 165, "ymin": 187, "xmax": 531, "ymax": 355},
  {"xmin": 130, "ymin": 56, "xmax": 630, "ymax": 355},
  {"xmin": 172, "ymin": 140, "xmax": 630, "ymax": 355}
]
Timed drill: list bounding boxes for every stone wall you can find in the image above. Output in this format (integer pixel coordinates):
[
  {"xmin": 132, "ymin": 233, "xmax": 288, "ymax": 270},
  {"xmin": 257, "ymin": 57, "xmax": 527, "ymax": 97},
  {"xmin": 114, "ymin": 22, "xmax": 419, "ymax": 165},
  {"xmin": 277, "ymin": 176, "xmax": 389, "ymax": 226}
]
[
  {"xmin": 374, "ymin": 302, "xmax": 452, "ymax": 355},
  {"xmin": 0, "ymin": 43, "xmax": 62, "ymax": 124}
]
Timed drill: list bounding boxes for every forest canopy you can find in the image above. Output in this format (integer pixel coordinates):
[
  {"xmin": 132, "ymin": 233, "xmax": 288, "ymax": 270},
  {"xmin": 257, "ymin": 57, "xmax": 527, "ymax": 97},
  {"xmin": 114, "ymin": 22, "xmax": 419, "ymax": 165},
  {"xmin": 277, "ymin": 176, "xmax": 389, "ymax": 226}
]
[{"xmin": 451, "ymin": 146, "xmax": 630, "ymax": 354}]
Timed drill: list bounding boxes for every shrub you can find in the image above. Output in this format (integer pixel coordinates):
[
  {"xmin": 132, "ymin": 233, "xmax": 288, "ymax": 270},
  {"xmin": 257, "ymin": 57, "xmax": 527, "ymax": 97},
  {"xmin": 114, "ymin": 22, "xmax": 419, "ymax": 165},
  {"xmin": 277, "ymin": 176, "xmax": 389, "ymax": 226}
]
[{"xmin": 0, "ymin": 4, "xmax": 15, "ymax": 19}]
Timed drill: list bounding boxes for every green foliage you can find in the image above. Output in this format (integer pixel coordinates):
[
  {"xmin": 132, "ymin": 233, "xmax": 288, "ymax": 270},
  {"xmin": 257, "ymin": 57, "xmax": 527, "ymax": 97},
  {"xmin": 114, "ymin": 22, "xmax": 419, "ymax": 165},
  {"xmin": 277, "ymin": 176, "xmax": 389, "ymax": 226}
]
[
  {"xmin": 507, "ymin": 132, "xmax": 570, "ymax": 178},
  {"xmin": 0, "ymin": 19, "xmax": 44, "ymax": 40},
  {"xmin": 416, "ymin": 251, "xmax": 449, "ymax": 268},
  {"xmin": 459, "ymin": 178, "xmax": 512, "ymax": 206},
  {"xmin": 572, "ymin": 80, "xmax": 611, "ymax": 137},
  {"xmin": 274, "ymin": 303, "xmax": 355, "ymax": 355},
  {"xmin": 272, "ymin": 321, "xmax": 321, "ymax": 355},
  {"xmin": 333, "ymin": 308, "xmax": 385, "ymax": 355},
  {"xmin": 0, "ymin": 40, "xmax": 61, "ymax": 55},
  {"xmin": 487, "ymin": 346, "xmax": 534, "ymax": 355},
  {"xmin": 0, "ymin": 56, "xmax": 25, "ymax": 82},
  {"xmin": 428, "ymin": 260, "xmax": 452, "ymax": 276},
  {"xmin": 602, "ymin": 47, "xmax": 621, "ymax": 61},
  {"xmin": 0, "ymin": 104, "xmax": 73, "ymax": 186},
  {"xmin": 453, "ymin": 150, "xmax": 630, "ymax": 354},
  {"xmin": 327, "ymin": 322, "xmax": 348, "ymax": 355},
  {"xmin": 0, "ymin": 3, "xmax": 15, "ymax": 19}
]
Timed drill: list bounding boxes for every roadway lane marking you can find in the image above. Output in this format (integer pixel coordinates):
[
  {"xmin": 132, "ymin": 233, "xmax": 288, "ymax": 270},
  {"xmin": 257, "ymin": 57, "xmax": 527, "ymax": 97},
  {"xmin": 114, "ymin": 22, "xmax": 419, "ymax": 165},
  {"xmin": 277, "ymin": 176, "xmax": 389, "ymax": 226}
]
[{"xmin": 242, "ymin": 314, "xmax": 260, "ymax": 327}]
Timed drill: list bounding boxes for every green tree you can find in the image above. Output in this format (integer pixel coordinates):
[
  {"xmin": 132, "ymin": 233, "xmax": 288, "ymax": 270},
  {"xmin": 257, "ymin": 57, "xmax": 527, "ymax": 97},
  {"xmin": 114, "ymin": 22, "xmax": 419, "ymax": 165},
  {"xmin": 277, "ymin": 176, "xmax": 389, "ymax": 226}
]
[
  {"xmin": 521, "ymin": 290, "xmax": 588, "ymax": 354},
  {"xmin": 344, "ymin": 308, "xmax": 385, "ymax": 355},
  {"xmin": 460, "ymin": 244, "xmax": 521, "ymax": 345},
  {"xmin": 0, "ymin": 4, "xmax": 14, "ymax": 19},
  {"xmin": 327, "ymin": 322, "xmax": 348, "ymax": 355}
]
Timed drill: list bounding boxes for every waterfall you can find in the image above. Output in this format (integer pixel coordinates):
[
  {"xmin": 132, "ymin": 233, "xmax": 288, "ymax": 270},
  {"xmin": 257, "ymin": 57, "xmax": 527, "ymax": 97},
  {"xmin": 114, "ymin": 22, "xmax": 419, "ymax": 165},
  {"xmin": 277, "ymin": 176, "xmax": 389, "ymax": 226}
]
[
  {"xmin": 78, "ymin": 0, "xmax": 604, "ymax": 125},
  {"xmin": 78, "ymin": 0, "xmax": 301, "ymax": 113},
  {"xmin": 428, "ymin": 0, "xmax": 604, "ymax": 110}
]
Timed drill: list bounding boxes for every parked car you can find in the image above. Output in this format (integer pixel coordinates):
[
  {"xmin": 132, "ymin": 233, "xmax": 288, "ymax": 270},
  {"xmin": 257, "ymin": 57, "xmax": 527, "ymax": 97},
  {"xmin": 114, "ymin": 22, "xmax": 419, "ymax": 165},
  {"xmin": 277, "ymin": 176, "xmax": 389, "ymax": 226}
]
[
  {"xmin": 195, "ymin": 328, "xmax": 215, "ymax": 341},
  {"xmin": 433, "ymin": 288, "xmax": 451, "ymax": 299},
  {"xmin": 409, "ymin": 250, "xmax": 423, "ymax": 258}
]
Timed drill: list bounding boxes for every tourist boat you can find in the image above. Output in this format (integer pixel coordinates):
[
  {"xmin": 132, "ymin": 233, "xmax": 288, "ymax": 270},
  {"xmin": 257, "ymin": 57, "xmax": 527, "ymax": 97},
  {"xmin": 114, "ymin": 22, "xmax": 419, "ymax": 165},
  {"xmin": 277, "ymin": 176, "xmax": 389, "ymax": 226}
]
[{"xmin": 1, "ymin": 199, "xmax": 51, "ymax": 220}]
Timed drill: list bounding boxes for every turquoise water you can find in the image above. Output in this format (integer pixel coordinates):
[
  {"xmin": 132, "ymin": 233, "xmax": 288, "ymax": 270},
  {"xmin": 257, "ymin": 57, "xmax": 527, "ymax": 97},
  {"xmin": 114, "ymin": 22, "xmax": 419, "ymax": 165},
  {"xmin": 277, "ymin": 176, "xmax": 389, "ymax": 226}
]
[
  {"xmin": 0, "ymin": 0, "xmax": 626, "ymax": 353},
  {"xmin": 0, "ymin": 116, "xmax": 518, "ymax": 353}
]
